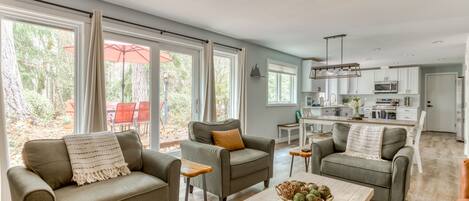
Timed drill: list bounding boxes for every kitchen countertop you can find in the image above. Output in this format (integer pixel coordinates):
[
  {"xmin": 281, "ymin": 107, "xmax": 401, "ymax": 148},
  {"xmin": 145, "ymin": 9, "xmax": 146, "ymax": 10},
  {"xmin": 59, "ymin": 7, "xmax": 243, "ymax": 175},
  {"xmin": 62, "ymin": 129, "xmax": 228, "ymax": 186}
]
[
  {"xmin": 303, "ymin": 105, "xmax": 350, "ymax": 109},
  {"xmin": 301, "ymin": 115, "xmax": 417, "ymax": 127}
]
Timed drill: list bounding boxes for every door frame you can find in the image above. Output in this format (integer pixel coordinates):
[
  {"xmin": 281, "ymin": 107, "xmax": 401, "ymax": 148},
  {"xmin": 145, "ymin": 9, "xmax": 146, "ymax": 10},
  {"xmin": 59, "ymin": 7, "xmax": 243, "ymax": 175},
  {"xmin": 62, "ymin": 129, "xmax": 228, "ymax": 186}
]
[{"xmin": 424, "ymin": 72, "xmax": 458, "ymax": 132}]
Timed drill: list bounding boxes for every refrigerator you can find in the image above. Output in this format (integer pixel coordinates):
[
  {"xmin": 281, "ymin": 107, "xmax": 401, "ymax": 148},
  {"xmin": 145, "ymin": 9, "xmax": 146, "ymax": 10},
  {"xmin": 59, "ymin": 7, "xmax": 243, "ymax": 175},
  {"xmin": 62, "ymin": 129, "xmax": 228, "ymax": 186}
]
[{"xmin": 456, "ymin": 76, "xmax": 465, "ymax": 142}]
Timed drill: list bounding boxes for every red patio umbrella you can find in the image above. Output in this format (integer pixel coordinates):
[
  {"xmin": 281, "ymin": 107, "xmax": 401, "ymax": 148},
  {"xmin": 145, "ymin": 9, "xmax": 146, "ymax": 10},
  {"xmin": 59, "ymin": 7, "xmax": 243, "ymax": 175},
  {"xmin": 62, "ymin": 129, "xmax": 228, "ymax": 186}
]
[{"xmin": 64, "ymin": 40, "xmax": 172, "ymax": 102}]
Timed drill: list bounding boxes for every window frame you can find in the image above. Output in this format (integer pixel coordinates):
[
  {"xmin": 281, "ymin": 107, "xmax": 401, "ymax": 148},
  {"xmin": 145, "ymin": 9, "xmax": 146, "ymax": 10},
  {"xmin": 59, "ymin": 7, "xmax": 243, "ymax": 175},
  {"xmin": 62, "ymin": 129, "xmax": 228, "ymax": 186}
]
[
  {"xmin": 213, "ymin": 49, "xmax": 238, "ymax": 119},
  {"xmin": 266, "ymin": 59, "xmax": 298, "ymax": 106}
]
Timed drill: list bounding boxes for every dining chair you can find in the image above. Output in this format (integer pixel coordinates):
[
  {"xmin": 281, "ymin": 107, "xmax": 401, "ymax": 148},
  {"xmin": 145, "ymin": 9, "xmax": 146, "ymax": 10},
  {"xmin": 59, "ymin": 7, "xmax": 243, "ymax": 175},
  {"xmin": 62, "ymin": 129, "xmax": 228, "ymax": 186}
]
[
  {"xmin": 111, "ymin": 102, "xmax": 136, "ymax": 132},
  {"xmin": 413, "ymin": 110, "xmax": 426, "ymax": 173},
  {"xmin": 136, "ymin": 101, "xmax": 150, "ymax": 135}
]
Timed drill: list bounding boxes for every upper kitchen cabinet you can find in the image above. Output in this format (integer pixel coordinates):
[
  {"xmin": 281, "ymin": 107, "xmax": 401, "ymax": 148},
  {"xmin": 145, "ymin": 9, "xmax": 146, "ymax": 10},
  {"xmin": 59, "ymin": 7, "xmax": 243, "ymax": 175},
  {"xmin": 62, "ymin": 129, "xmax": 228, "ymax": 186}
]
[
  {"xmin": 338, "ymin": 70, "xmax": 374, "ymax": 95},
  {"xmin": 348, "ymin": 77, "xmax": 358, "ymax": 94},
  {"xmin": 338, "ymin": 77, "xmax": 349, "ymax": 95},
  {"xmin": 302, "ymin": 60, "xmax": 325, "ymax": 92},
  {"xmin": 398, "ymin": 67, "xmax": 420, "ymax": 94},
  {"xmin": 356, "ymin": 70, "xmax": 374, "ymax": 94},
  {"xmin": 374, "ymin": 68, "xmax": 399, "ymax": 82}
]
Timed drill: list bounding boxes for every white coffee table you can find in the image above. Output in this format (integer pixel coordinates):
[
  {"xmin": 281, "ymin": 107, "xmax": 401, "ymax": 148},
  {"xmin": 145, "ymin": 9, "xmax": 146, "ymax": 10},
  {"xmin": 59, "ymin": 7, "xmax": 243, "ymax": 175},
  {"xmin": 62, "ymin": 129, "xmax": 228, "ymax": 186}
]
[{"xmin": 245, "ymin": 172, "xmax": 373, "ymax": 201}]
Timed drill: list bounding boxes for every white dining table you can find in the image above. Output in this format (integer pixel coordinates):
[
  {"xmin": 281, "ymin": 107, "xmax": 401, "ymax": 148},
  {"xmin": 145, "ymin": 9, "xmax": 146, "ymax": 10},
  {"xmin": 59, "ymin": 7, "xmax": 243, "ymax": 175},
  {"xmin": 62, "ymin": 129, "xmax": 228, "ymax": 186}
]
[{"xmin": 299, "ymin": 116, "xmax": 418, "ymax": 147}]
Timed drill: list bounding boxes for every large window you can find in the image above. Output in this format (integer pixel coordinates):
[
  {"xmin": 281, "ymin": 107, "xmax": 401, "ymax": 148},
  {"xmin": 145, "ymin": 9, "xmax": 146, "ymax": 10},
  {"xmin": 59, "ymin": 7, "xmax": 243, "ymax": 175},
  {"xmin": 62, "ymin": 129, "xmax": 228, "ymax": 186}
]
[
  {"xmin": 214, "ymin": 51, "xmax": 236, "ymax": 121},
  {"xmin": 267, "ymin": 60, "xmax": 297, "ymax": 105},
  {"xmin": 1, "ymin": 19, "xmax": 77, "ymax": 166}
]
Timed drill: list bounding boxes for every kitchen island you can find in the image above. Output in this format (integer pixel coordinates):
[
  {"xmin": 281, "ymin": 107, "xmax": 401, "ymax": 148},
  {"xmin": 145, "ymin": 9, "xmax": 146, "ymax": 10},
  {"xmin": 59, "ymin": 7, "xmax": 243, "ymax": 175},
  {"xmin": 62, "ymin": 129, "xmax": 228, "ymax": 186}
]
[{"xmin": 299, "ymin": 116, "xmax": 418, "ymax": 147}]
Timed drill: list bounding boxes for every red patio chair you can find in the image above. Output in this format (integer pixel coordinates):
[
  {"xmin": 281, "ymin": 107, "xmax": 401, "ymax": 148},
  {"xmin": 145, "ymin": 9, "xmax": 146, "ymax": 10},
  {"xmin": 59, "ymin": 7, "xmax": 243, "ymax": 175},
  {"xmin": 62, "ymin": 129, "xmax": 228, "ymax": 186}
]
[
  {"xmin": 111, "ymin": 102, "xmax": 136, "ymax": 132},
  {"xmin": 136, "ymin": 101, "xmax": 150, "ymax": 135}
]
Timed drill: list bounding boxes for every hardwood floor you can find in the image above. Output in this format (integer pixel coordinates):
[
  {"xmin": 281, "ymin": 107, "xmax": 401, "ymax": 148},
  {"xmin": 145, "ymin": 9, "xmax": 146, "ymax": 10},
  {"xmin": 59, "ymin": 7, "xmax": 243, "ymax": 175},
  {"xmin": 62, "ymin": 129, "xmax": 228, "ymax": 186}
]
[{"xmin": 178, "ymin": 131, "xmax": 464, "ymax": 201}]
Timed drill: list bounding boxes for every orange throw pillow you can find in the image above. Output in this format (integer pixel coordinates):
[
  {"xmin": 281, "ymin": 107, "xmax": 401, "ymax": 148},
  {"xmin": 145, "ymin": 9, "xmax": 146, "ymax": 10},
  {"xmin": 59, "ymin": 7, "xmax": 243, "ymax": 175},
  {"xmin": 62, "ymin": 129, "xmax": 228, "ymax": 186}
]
[{"xmin": 211, "ymin": 129, "xmax": 245, "ymax": 151}]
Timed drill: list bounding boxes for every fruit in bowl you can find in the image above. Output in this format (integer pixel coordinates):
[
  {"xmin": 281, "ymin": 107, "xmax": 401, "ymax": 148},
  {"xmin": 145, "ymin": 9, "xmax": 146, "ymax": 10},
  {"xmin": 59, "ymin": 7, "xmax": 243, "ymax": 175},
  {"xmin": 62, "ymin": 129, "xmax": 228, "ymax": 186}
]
[{"xmin": 275, "ymin": 180, "xmax": 333, "ymax": 201}]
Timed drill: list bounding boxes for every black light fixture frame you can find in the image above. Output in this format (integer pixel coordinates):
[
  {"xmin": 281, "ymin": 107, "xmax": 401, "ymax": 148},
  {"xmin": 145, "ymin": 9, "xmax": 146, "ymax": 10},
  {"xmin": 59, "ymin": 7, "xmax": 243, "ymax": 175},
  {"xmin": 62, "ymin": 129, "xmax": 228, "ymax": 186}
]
[{"xmin": 310, "ymin": 34, "xmax": 361, "ymax": 79}]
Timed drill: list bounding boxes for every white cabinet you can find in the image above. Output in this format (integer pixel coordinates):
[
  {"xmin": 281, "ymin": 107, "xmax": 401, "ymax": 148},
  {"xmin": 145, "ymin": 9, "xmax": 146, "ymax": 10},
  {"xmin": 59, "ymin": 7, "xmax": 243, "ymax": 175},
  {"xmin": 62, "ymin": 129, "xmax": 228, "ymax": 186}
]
[
  {"xmin": 348, "ymin": 77, "xmax": 358, "ymax": 94},
  {"xmin": 302, "ymin": 60, "xmax": 325, "ymax": 92},
  {"xmin": 407, "ymin": 67, "xmax": 420, "ymax": 94},
  {"xmin": 398, "ymin": 67, "xmax": 420, "ymax": 94},
  {"xmin": 356, "ymin": 70, "xmax": 374, "ymax": 94},
  {"xmin": 375, "ymin": 68, "xmax": 398, "ymax": 82},
  {"xmin": 338, "ymin": 78, "xmax": 349, "ymax": 95},
  {"xmin": 397, "ymin": 107, "xmax": 419, "ymax": 121}
]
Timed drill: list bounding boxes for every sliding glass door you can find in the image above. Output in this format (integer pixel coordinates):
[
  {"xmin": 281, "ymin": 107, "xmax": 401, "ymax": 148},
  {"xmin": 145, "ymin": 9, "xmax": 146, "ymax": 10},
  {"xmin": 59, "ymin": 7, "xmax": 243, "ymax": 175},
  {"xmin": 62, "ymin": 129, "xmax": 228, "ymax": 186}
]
[
  {"xmin": 103, "ymin": 33, "xmax": 159, "ymax": 149},
  {"xmin": 103, "ymin": 34, "xmax": 200, "ymax": 152},
  {"xmin": 159, "ymin": 46, "xmax": 200, "ymax": 152}
]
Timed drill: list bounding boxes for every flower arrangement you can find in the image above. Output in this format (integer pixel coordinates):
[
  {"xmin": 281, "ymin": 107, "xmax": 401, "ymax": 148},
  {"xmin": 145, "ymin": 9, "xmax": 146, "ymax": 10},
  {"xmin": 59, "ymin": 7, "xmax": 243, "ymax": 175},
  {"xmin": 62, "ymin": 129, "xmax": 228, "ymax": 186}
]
[{"xmin": 348, "ymin": 96, "xmax": 362, "ymax": 120}]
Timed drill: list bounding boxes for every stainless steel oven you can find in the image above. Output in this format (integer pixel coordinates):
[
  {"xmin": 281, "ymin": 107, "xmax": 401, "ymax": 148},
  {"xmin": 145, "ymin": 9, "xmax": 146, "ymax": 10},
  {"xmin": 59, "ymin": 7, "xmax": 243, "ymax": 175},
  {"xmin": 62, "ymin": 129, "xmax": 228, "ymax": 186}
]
[{"xmin": 374, "ymin": 81, "xmax": 398, "ymax": 94}]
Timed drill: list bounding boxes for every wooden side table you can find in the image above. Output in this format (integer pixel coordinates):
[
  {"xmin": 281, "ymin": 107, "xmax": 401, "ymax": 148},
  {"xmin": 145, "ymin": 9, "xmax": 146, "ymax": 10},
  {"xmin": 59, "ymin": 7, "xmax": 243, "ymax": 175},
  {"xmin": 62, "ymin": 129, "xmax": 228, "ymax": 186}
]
[
  {"xmin": 181, "ymin": 159, "xmax": 213, "ymax": 201},
  {"xmin": 289, "ymin": 149, "xmax": 312, "ymax": 177}
]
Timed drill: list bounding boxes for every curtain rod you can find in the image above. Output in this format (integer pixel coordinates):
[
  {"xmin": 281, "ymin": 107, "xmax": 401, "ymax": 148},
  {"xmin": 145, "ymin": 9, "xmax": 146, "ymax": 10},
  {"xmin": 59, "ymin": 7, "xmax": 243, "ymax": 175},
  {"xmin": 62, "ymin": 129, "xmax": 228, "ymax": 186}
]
[{"xmin": 33, "ymin": 0, "xmax": 243, "ymax": 51}]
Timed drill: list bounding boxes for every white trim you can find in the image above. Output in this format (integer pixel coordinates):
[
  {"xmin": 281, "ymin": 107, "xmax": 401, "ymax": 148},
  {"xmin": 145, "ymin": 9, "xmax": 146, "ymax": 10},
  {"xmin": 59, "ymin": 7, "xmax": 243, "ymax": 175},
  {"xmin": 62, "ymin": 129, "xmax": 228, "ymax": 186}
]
[{"xmin": 424, "ymin": 72, "xmax": 458, "ymax": 132}]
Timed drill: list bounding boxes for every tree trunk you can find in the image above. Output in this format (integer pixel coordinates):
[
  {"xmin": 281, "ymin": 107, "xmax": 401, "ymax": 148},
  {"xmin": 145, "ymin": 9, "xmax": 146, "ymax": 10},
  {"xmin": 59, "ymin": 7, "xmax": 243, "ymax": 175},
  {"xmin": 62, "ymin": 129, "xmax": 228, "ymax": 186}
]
[
  {"xmin": 131, "ymin": 64, "xmax": 149, "ymax": 103},
  {"xmin": 1, "ymin": 20, "xmax": 30, "ymax": 120}
]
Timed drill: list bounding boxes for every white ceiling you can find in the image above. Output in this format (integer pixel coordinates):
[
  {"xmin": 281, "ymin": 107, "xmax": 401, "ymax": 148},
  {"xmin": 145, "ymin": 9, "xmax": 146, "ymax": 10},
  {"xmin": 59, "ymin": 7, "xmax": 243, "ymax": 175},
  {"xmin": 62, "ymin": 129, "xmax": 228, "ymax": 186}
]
[{"xmin": 103, "ymin": 0, "xmax": 469, "ymax": 68}]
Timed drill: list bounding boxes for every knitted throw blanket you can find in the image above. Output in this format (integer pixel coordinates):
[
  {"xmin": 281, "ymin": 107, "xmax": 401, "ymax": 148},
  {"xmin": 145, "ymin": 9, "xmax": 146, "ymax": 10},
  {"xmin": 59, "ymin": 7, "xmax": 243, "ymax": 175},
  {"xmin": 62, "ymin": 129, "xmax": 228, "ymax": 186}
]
[
  {"xmin": 63, "ymin": 132, "xmax": 130, "ymax": 185},
  {"xmin": 344, "ymin": 125, "xmax": 384, "ymax": 160}
]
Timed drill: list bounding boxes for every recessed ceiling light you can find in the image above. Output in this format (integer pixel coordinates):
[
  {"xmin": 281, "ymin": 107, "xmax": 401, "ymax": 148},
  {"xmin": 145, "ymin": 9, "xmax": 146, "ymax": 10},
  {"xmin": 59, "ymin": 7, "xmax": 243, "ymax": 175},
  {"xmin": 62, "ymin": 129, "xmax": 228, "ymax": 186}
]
[
  {"xmin": 432, "ymin": 40, "xmax": 444, "ymax": 44},
  {"xmin": 373, "ymin": 48, "xmax": 381, "ymax": 51}
]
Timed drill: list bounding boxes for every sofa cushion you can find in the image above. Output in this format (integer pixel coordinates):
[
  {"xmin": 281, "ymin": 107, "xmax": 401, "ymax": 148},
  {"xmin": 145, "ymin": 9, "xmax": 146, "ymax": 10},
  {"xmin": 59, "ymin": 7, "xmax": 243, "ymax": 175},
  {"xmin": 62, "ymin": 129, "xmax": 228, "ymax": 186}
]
[
  {"xmin": 22, "ymin": 130, "xmax": 143, "ymax": 190},
  {"xmin": 189, "ymin": 119, "xmax": 241, "ymax": 144},
  {"xmin": 331, "ymin": 123, "xmax": 407, "ymax": 160},
  {"xmin": 22, "ymin": 139, "xmax": 73, "ymax": 190},
  {"xmin": 321, "ymin": 153, "xmax": 392, "ymax": 188},
  {"xmin": 332, "ymin": 123, "xmax": 349, "ymax": 152},
  {"xmin": 212, "ymin": 129, "xmax": 245, "ymax": 151},
  {"xmin": 115, "ymin": 130, "xmax": 143, "ymax": 171},
  {"xmin": 54, "ymin": 172, "xmax": 168, "ymax": 201},
  {"xmin": 230, "ymin": 148, "xmax": 269, "ymax": 179},
  {"xmin": 381, "ymin": 128, "xmax": 407, "ymax": 160}
]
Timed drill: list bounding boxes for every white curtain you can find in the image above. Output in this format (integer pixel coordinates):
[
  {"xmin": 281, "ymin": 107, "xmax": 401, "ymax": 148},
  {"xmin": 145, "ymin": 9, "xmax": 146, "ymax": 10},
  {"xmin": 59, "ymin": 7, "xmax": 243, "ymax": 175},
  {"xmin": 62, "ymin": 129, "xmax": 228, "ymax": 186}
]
[
  {"xmin": 81, "ymin": 10, "xmax": 107, "ymax": 133},
  {"xmin": 202, "ymin": 40, "xmax": 216, "ymax": 122},
  {"xmin": 0, "ymin": 58, "xmax": 11, "ymax": 201},
  {"xmin": 238, "ymin": 48, "xmax": 247, "ymax": 133}
]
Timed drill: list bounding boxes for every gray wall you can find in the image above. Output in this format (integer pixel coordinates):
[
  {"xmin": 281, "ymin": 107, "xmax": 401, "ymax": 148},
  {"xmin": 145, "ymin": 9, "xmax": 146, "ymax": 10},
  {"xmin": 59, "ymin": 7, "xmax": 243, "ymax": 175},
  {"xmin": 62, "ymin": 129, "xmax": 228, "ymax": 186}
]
[
  {"xmin": 3, "ymin": 0, "xmax": 302, "ymax": 139},
  {"xmin": 419, "ymin": 64, "xmax": 463, "ymax": 109}
]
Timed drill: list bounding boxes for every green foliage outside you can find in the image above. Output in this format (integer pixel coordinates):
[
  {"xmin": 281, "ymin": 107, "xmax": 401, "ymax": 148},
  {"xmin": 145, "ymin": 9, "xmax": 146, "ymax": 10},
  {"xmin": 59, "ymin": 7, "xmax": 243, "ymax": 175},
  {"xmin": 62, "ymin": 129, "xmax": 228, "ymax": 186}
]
[{"xmin": 12, "ymin": 21, "xmax": 75, "ymax": 122}]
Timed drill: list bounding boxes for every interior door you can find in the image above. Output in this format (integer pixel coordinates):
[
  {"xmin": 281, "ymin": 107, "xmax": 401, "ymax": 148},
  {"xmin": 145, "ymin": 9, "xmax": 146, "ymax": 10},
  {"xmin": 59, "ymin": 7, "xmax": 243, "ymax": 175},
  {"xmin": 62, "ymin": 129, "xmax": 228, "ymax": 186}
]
[{"xmin": 426, "ymin": 73, "xmax": 457, "ymax": 132}]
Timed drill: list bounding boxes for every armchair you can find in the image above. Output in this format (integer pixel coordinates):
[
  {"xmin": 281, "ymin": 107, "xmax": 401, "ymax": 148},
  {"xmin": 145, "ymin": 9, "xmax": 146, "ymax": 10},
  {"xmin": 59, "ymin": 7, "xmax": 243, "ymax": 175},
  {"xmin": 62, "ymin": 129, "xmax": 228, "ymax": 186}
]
[
  {"xmin": 311, "ymin": 123, "xmax": 413, "ymax": 201},
  {"xmin": 181, "ymin": 119, "xmax": 274, "ymax": 201}
]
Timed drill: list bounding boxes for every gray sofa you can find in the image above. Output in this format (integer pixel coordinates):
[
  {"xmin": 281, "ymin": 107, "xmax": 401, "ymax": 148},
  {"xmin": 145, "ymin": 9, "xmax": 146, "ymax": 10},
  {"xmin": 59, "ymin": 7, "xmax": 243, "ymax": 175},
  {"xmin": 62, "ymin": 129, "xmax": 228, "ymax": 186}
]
[
  {"xmin": 311, "ymin": 123, "xmax": 413, "ymax": 201},
  {"xmin": 7, "ymin": 130, "xmax": 181, "ymax": 201},
  {"xmin": 181, "ymin": 119, "xmax": 275, "ymax": 201}
]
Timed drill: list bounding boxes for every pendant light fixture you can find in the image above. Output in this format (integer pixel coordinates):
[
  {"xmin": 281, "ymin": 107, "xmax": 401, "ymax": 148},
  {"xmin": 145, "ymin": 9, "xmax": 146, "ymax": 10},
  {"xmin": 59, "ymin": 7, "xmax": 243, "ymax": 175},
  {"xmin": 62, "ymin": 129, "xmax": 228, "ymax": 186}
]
[{"xmin": 310, "ymin": 34, "xmax": 361, "ymax": 79}]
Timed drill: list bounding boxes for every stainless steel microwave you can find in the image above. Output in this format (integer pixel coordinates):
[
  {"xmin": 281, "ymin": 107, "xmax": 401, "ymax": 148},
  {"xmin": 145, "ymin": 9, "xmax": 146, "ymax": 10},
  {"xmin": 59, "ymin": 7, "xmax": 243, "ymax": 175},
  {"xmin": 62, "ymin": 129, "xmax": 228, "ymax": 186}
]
[{"xmin": 374, "ymin": 81, "xmax": 398, "ymax": 94}]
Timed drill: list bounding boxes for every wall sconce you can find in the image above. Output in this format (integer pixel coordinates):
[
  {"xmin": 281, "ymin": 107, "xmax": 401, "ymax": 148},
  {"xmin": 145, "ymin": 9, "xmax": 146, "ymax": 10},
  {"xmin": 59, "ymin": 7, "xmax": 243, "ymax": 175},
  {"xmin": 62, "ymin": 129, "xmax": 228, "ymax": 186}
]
[{"xmin": 250, "ymin": 64, "xmax": 264, "ymax": 78}]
